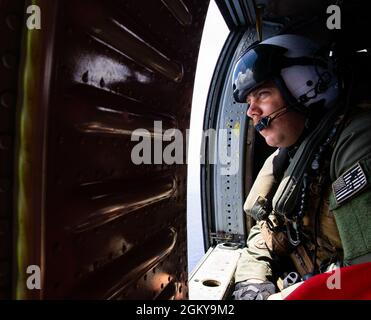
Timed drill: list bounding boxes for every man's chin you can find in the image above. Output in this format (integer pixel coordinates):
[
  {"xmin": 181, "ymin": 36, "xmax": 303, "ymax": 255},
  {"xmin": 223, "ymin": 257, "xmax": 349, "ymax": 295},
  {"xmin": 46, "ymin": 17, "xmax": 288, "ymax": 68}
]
[
  {"xmin": 259, "ymin": 130, "xmax": 278, "ymax": 147},
  {"xmin": 264, "ymin": 136, "xmax": 279, "ymax": 148},
  {"xmin": 266, "ymin": 141, "xmax": 278, "ymax": 147}
]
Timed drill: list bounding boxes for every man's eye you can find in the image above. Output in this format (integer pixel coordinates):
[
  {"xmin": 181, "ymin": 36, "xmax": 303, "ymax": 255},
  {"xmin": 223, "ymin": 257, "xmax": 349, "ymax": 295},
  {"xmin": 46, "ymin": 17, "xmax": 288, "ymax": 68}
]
[{"xmin": 258, "ymin": 91, "xmax": 270, "ymax": 98}]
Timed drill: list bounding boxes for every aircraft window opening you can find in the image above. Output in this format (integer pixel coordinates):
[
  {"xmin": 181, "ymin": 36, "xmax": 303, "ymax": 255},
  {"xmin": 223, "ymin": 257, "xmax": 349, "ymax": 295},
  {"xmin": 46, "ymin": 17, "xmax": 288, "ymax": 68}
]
[{"xmin": 186, "ymin": 1, "xmax": 228, "ymax": 274}]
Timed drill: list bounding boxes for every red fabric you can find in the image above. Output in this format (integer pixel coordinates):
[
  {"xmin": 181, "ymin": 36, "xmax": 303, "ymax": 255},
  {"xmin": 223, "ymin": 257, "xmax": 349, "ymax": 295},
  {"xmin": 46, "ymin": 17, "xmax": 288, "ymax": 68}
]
[{"xmin": 285, "ymin": 262, "xmax": 371, "ymax": 300}]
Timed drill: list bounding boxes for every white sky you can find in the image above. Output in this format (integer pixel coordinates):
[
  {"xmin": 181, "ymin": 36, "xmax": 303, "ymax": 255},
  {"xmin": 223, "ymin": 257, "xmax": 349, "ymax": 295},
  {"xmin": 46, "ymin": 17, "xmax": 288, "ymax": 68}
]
[{"xmin": 187, "ymin": 1, "xmax": 229, "ymax": 273}]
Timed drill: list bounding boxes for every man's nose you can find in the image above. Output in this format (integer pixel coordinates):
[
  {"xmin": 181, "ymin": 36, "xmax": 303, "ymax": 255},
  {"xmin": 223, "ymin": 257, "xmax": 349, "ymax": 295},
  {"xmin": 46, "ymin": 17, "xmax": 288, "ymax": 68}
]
[{"xmin": 246, "ymin": 98, "xmax": 259, "ymax": 118}]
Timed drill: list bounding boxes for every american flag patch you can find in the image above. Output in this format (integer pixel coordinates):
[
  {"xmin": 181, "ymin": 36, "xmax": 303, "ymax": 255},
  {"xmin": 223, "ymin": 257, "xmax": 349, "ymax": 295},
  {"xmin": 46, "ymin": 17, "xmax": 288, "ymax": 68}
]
[{"xmin": 332, "ymin": 163, "xmax": 368, "ymax": 205}]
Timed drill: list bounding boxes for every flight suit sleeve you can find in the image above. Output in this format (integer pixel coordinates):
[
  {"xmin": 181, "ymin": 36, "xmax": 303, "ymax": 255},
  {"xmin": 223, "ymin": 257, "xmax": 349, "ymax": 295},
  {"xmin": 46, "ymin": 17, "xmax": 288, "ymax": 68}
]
[
  {"xmin": 329, "ymin": 108, "xmax": 371, "ymax": 265},
  {"xmin": 234, "ymin": 222, "xmax": 274, "ymax": 283},
  {"xmin": 243, "ymin": 149, "xmax": 280, "ymax": 216},
  {"xmin": 235, "ymin": 148, "xmax": 289, "ymax": 283},
  {"xmin": 235, "ymin": 150, "xmax": 281, "ymax": 283}
]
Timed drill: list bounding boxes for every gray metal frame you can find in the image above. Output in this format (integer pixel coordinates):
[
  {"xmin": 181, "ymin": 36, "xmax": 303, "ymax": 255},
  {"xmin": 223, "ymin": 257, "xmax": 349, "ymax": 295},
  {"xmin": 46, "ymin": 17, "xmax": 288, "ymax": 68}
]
[{"xmin": 208, "ymin": 23, "xmax": 282, "ymax": 245}]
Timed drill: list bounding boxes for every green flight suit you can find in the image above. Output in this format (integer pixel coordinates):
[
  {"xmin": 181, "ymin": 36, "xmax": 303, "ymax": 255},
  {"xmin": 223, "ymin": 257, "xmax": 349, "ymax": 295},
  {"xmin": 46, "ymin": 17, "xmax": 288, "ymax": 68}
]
[{"xmin": 235, "ymin": 106, "xmax": 371, "ymax": 283}]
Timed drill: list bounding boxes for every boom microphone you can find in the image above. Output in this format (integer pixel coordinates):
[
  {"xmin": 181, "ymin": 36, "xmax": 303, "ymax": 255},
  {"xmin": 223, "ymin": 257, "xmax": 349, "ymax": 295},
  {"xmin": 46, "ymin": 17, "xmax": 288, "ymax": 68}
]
[{"xmin": 255, "ymin": 107, "xmax": 290, "ymax": 132}]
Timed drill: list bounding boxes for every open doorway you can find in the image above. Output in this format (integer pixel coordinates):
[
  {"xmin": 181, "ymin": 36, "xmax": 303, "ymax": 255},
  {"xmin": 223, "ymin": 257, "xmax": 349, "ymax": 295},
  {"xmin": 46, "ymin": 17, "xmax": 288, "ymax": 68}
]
[{"xmin": 186, "ymin": 1, "xmax": 228, "ymax": 273}]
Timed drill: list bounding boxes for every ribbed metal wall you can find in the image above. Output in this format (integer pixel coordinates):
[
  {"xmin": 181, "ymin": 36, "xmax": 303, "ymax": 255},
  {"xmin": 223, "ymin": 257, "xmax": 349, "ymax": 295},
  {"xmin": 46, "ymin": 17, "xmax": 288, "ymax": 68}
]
[{"xmin": 15, "ymin": 0, "xmax": 209, "ymax": 299}]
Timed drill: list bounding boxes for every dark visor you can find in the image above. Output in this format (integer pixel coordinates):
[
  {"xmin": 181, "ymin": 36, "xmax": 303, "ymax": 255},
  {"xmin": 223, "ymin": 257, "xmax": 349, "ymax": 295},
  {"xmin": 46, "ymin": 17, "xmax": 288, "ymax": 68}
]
[{"xmin": 232, "ymin": 44, "xmax": 288, "ymax": 103}]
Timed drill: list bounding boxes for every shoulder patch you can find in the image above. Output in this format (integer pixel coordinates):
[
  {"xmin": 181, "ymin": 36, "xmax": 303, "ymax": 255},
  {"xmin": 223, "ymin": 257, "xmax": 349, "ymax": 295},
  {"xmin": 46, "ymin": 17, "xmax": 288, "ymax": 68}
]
[{"xmin": 332, "ymin": 162, "xmax": 368, "ymax": 206}]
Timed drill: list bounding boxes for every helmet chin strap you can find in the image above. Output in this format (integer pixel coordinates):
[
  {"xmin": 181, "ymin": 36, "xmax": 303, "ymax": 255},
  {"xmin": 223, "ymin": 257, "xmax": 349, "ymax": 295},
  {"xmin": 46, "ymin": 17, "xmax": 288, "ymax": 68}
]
[{"xmin": 255, "ymin": 106, "xmax": 291, "ymax": 132}]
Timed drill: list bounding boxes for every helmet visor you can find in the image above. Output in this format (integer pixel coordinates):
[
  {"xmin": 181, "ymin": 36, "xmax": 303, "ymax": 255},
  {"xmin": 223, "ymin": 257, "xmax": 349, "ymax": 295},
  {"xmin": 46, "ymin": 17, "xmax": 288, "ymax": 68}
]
[{"xmin": 232, "ymin": 44, "xmax": 287, "ymax": 103}]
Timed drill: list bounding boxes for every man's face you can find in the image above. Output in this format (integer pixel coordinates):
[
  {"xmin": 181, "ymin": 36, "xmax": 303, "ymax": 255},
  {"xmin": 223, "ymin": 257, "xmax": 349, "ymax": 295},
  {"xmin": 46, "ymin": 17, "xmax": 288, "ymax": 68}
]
[{"xmin": 246, "ymin": 81, "xmax": 306, "ymax": 148}]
